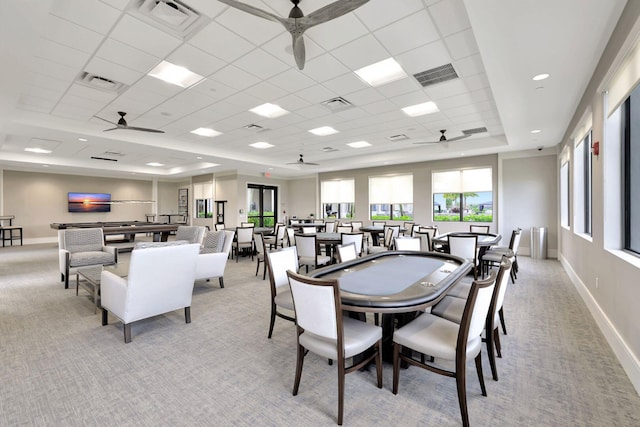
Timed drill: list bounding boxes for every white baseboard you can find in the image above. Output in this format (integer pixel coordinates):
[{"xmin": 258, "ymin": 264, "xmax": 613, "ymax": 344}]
[{"xmin": 560, "ymin": 255, "xmax": 640, "ymax": 396}]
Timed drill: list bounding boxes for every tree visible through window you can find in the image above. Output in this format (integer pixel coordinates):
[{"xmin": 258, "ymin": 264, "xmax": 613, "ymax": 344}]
[{"xmin": 432, "ymin": 168, "xmax": 492, "ymax": 222}]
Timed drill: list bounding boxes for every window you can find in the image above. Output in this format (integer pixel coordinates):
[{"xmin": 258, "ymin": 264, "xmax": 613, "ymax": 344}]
[
  {"xmin": 321, "ymin": 179, "xmax": 354, "ymax": 219},
  {"xmin": 432, "ymin": 168, "xmax": 492, "ymax": 222},
  {"xmin": 560, "ymin": 160, "xmax": 570, "ymax": 228},
  {"xmin": 193, "ymin": 182, "xmax": 213, "ymax": 218},
  {"xmin": 623, "ymin": 85, "xmax": 640, "ymax": 254},
  {"xmin": 247, "ymin": 184, "xmax": 277, "ymax": 227},
  {"xmin": 574, "ymin": 130, "xmax": 592, "ymax": 235},
  {"xmin": 369, "ymin": 175, "xmax": 413, "ymax": 220}
]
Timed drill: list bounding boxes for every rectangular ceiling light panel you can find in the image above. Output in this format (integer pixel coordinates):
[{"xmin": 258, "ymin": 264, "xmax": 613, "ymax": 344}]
[
  {"xmin": 148, "ymin": 60, "xmax": 205, "ymax": 88},
  {"xmin": 401, "ymin": 101, "xmax": 440, "ymax": 117},
  {"xmin": 354, "ymin": 58, "xmax": 408, "ymax": 87}
]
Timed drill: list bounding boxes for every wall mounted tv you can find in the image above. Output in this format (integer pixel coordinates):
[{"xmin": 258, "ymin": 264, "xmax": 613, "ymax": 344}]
[{"xmin": 68, "ymin": 192, "xmax": 111, "ymax": 213}]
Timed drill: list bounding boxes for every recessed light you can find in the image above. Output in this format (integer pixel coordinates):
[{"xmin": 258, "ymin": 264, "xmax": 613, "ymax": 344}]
[
  {"xmin": 532, "ymin": 73, "xmax": 549, "ymax": 81},
  {"xmin": 190, "ymin": 127, "xmax": 222, "ymax": 137},
  {"xmin": 24, "ymin": 147, "xmax": 52, "ymax": 154},
  {"xmin": 249, "ymin": 103, "xmax": 290, "ymax": 118},
  {"xmin": 347, "ymin": 141, "xmax": 371, "ymax": 148},
  {"xmin": 401, "ymin": 101, "xmax": 439, "ymax": 117},
  {"xmin": 148, "ymin": 60, "xmax": 205, "ymax": 88},
  {"xmin": 355, "ymin": 58, "xmax": 408, "ymax": 87},
  {"xmin": 146, "ymin": 162, "xmax": 164, "ymax": 167},
  {"xmin": 42, "ymin": 164, "xmax": 49, "ymax": 167},
  {"xmin": 531, "ymin": 129, "xmax": 541, "ymax": 134},
  {"xmin": 78, "ymin": 138, "xmax": 88, "ymax": 142},
  {"xmin": 196, "ymin": 156, "xmax": 203, "ymax": 160},
  {"xmin": 309, "ymin": 126, "xmax": 339, "ymax": 136},
  {"xmin": 249, "ymin": 142, "xmax": 274, "ymax": 149}
]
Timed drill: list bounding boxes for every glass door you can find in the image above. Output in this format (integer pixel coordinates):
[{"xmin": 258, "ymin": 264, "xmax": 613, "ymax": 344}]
[{"xmin": 247, "ymin": 184, "xmax": 277, "ymax": 227}]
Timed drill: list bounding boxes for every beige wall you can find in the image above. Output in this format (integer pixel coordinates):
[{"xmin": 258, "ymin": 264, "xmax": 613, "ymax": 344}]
[{"xmin": 2, "ymin": 170, "xmax": 153, "ymax": 240}]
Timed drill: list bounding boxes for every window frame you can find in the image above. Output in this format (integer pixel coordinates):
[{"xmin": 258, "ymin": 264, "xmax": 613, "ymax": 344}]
[
  {"xmin": 368, "ymin": 175, "xmax": 414, "ymax": 221},
  {"xmin": 432, "ymin": 168, "xmax": 493, "ymax": 223}
]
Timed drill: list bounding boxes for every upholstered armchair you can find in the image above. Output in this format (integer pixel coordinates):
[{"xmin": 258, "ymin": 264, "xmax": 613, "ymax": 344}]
[
  {"xmin": 58, "ymin": 228, "xmax": 117, "ymax": 289},
  {"xmin": 101, "ymin": 243, "xmax": 201, "ymax": 343},
  {"xmin": 195, "ymin": 230, "xmax": 235, "ymax": 288}
]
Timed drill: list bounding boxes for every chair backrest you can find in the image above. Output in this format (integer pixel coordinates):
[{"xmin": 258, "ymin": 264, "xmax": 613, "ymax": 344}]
[
  {"xmin": 286, "ymin": 227, "xmax": 296, "ymax": 246},
  {"xmin": 276, "ymin": 223, "xmax": 287, "ymax": 240},
  {"xmin": 414, "ymin": 230, "xmax": 432, "ymax": 252},
  {"xmin": 294, "ymin": 234, "xmax": 318, "ymax": 259},
  {"xmin": 492, "ymin": 258, "xmax": 513, "ymax": 314},
  {"xmin": 62, "ymin": 228, "xmax": 104, "ymax": 252},
  {"xmin": 341, "ymin": 232, "xmax": 364, "ymax": 255},
  {"xmin": 267, "ymin": 246, "xmax": 299, "ymax": 292},
  {"xmin": 372, "ymin": 221, "xmax": 386, "ymax": 227},
  {"xmin": 382, "ymin": 226, "xmax": 396, "ymax": 248},
  {"xmin": 201, "ymin": 229, "xmax": 234, "ymax": 254},
  {"xmin": 287, "ymin": 271, "xmax": 340, "ymax": 342},
  {"xmin": 290, "ymin": 219, "xmax": 300, "ymax": 225},
  {"xmin": 336, "ymin": 225, "xmax": 353, "ymax": 234},
  {"xmin": 336, "ymin": 242, "xmax": 358, "ymax": 263},
  {"xmin": 470, "ymin": 225, "xmax": 490, "ymax": 233},
  {"xmin": 394, "ymin": 237, "xmax": 421, "ymax": 251},
  {"xmin": 403, "ymin": 222, "xmax": 416, "ymax": 236},
  {"xmin": 511, "ymin": 228, "xmax": 522, "ymax": 255},
  {"xmin": 448, "ymin": 234, "xmax": 478, "ymax": 264},
  {"xmin": 458, "ymin": 271, "xmax": 497, "ymax": 350},
  {"xmin": 214, "ymin": 223, "xmax": 225, "ymax": 231},
  {"xmin": 324, "ymin": 221, "xmax": 336, "ymax": 233},
  {"xmin": 241, "ymin": 222, "xmax": 255, "ymax": 228},
  {"xmin": 350, "ymin": 221, "xmax": 363, "ymax": 232},
  {"xmin": 236, "ymin": 226, "xmax": 254, "ymax": 243},
  {"xmin": 254, "ymin": 232, "xmax": 266, "ymax": 257},
  {"xmin": 301, "ymin": 226, "xmax": 316, "ymax": 234},
  {"xmin": 176, "ymin": 225, "xmax": 206, "ymax": 244},
  {"xmin": 126, "ymin": 243, "xmax": 200, "ymax": 319}
]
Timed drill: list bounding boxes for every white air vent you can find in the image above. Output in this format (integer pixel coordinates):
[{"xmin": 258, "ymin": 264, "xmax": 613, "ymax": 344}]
[
  {"xmin": 132, "ymin": 0, "xmax": 207, "ymax": 39},
  {"xmin": 321, "ymin": 97, "xmax": 353, "ymax": 112},
  {"xmin": 462, "ymin": 127, "xmax": 488, "ymax": 135},
  {"xmin": 386, "ymin": 134, "xmax": 409, "ymax": 142},
  {"xmin": 322, "ymin": 147, "xmax": 338, "ymax": 152},
  {"xmin": 103, "ymin": 151, "xmax": 125, "ymax": 157},
  {"xmin": 243, "ymin": 124, "xmax": 270, "ymax": 133},
  {"xmin": 77, "ymin": 72, "xmax": 127, "ymax": 93},
  {"xmin": 413, "ymin": 63, "xmax": 459, "ymax": 87}
]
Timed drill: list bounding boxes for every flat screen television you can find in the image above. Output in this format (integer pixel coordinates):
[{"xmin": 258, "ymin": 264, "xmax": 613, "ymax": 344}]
[{"xmin": 68, "ymin": 192, "xmax": 111, "ymax": 213}]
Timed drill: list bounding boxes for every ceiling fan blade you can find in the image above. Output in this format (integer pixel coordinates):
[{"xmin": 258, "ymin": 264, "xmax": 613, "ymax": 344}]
[
  {"xmin": 103, "ymin": 127, "xmax": 119, "ymax": 132},
  {"xmin": 446, "ymin": 134, "xmax": 471, "ymax": 142},
  {"xmin": 292, "ymin": 34, "xmax": 306, "ymax": 70},
  {"xmin": 302, "ymin": 0, "xmax": 369, "ymax": 28},
  {"xmin": 124, "ymin": 126, "xmax": 165, "ymax": 134},
  {"xmin": 94, "ymin": 116, "xmax": 117, "ymax": 125},
  {"xmin": 412, "ymin": 141, "xmax": 439, "ymax": 145},
  {"xmin": 216, "ymin": 0, "xmax": 284, "ymax": 25}
]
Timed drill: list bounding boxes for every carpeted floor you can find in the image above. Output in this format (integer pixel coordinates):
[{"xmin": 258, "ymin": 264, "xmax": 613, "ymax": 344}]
[{"xmin": 1, "ymin": 243, "xmax": 639, "ymax": 426}]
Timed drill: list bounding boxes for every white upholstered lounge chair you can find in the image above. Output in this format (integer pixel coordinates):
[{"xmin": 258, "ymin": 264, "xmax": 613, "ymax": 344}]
[
  {"xmin": 58, "ymin": 228, "xmax": 117, "ymax": 289},
  {"xmin": 195, "ymin": 230, "xmax": 235, "ymax": 288}
]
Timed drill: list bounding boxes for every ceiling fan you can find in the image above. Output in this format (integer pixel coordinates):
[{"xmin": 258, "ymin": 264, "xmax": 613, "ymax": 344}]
[
  {"xmin": 287, "ymin": 154, "xmax": 318, "ymax": 165},
  {"xmin": 412, "ymin": 130, "xmax": 470, "ymax": 145},
  {"xmin": 216, "ymin": 0, "xmax": 370, "ymax": 70},
  {"xmin": 95, "ymin": 112, "xmax": 165, "ymax": 134}
]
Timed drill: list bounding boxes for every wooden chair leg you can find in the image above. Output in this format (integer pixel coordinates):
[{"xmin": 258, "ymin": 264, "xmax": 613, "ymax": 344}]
[
  {"xmin": 494, "ymin": 328, "xmax": 502, "ymax": 358},
  {"xmin": 392, "ymin": 343, "xmax": 400, "ymax": 394},
  {"xmin": 456, "ymin": 355, "xmax": 470, "ymax": 427},
  {"xmin": 292, "ymin": 343, "xmax": 305, "ymax": 396},
  {"xmin": 337, "ymin": 358, "xmax": 345, "ymax": 425},
  {"xmin": 499, "ymin": 307, "xmax": 507, "ymax": 335},
  {"xmin": 268, "ymin": 304, "xmax": 276, "ymax": 339},
  {"xmin": 486, "ymin": 327, "xmax": 499, "ymax": 381}
]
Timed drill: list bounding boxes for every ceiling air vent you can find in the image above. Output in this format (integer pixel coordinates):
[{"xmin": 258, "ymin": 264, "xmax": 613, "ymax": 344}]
[
  {"xmin": 321, "ymin": 97, "xmax": 353, "ymax": 112},
  {"xmin": 243, "ymin": 124, "xmax": 269, "ymax": 133},
  {"xmin": 322, "ymin": 147, "xmax": 338, "ymax": 153},
  {"xmin": 386, "ymin": 134, "xmax": 409, "ymax": 142},
  {"xmin": 413, "ymin": 63, "xmax": 458, "ymax": 87},
  {"xmin": 132, "ymin": 0, "xmax": 207, "ymax": 39},
  {"xmin": 462, "ymin": 127, "xmax": 488, "ymax": 135},
  {"xmin": 77, "ymin": 72, "xmax": 126, "ymax": 93}
]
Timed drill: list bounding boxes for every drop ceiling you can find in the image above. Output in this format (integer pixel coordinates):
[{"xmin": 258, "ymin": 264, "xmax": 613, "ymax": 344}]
[{"xmin": 0, "ymin": 0, "xmax": 627, "ymax": 179}]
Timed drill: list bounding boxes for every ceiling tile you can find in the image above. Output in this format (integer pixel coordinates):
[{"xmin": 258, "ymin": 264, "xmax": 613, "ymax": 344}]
[
  {"xmin": 296, "ymin": 85, "xmax": 338, "ymax": 105},
  {"xmin": 331, "ymin": 35, "xmax": 389, "ymax": 70},
  {"xmin": 67, "ymin": 83, "xmax": 119, "ymax": 104},
  {"xmin": 463, "ymin": 73, "xmax": 490, "ymax": 91},
  {"xmin": 305, "ymin": 13, "xmax": 369, "ymax": 51},
  {"xmin": 423, "ymin": 78, "xmax": 469, "ymax": 100},
  {"xmin": 209, "ymin": 65, "xmax": 261, "ymax": 91},
  {"xmin": 303, "ymin": 54, "xmax": 350, "ymax": 83},
  {"xmin": 167, "ymin": 43, "xmax": 226, "ymax": 77},
  {"xmin": 190, "ymin": 79, "xmax": 238, "ymax": 102},
  {"xmin": 110, "ymin": 15, "xmax": 182, "ymax": 58},
  {"xmin": 375, "ymin": 77, "xmax": 422, "ymax": 98},
  {"xmin": 373, "ymin": 11, "xmax": 440, "ymax": 56},
  {"xmin": 454, "ymin": 53, "xmax": 485, "ymax": 78},
  {"xmin": 268, "ymin": 69, "xmax": 316, "ymax": 93},
  {"xmin": 84, "ymin": 56, "xmax": 144, "ymax": 86},
  {"xmin": 444, "ymin": 28, "xmax": 479, "ymax": 60},
  {"xmin": 233, "ymin": 48, "xmax": 290, "ymax": 80},
  {"xmin": 44, "ymin": 15, "xmax": 104, "ymax": 54},
  {"xmin": 395, "ymin": 40, "xmax": 453, "ymax": 75},
  {"xmin": 343, "ymin": 88, "xmax": 385, "ymax": 106},
  {"xmin": 26, "ymin": 71, "xmax": 71, "ymax": 92},
  {"xmin": 95, "ymin": 38, "xmax": 159, "ymax": 74},
  {"xmin": 354, "ymin": 0, "xmax": 424, "ymax": 31},
  {"xmin": 215, "ymin": 5, "xmax": 283, "ymax": 46},
  {"xmin": 50, "ymin": 0, "xmax": 121, "ymax": 35},
  {"xmin": 273, "ymin": 94, "xmax": 312, "ymax": 112},
  {"xmin": 244, "ymin": 81, "xmax": 287, "ymax": 102},
  {"xmin": 30, "ymin": 57, "xmax": 78, "ymax": 84},
  {"xmin": 428, "ymin": 0, "xmax": 471, "ymax": 38},
  {"xmin": 322, "ymin": 73, "xmax": 368, "ymax": 96},
  {"xmin": 180, "ymin": 0, "xmax": 227, "ymax": 18},
  {"xmin": 99, "ymin": 0, "xmax": 128, "ymax": 11},
  {"xmin": 188, "ymin": 21, "xmax": 254, "ymax": 63},
  {"xmin": 128, "ymin": 75, "xmax": 183, "ymax": 98},
  {"xmin": 36, "ymin": 39, "xmax": 91, "ymax": 69}
]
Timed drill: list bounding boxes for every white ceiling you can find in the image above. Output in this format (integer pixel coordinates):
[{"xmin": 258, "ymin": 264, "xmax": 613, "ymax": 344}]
[{"xmin": 0, "ymin": 0, "xmax": 627, "ymax": 180}]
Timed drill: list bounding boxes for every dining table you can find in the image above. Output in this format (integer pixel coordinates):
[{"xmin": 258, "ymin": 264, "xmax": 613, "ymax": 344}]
[
  {"xmin": 310, "ymin": 250, "xmax": 471, "ymax": 360},
  {"xmin": 358, "ymin": 225, "xmax": 407, "ymax": 246},
  {"xmin": 431, "ymin": 232, "xmax": 501, "ymax": 254}
]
